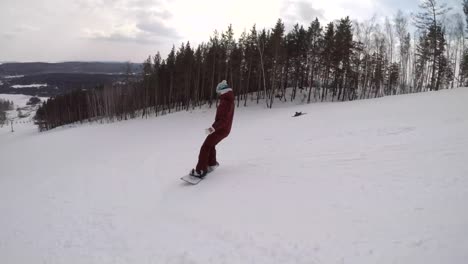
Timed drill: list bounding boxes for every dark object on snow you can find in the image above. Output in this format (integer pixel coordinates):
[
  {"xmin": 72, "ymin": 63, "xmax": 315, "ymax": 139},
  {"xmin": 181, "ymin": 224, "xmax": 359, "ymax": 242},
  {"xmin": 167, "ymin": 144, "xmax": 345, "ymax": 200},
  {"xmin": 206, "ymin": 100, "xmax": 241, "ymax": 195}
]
[
  {"xmin": 293, "ymin": 111, "xmax": 306, "ymax": 117},
  {"xmin": 27, "ymin": 97, "xmax": 41, "ymax": 105}
]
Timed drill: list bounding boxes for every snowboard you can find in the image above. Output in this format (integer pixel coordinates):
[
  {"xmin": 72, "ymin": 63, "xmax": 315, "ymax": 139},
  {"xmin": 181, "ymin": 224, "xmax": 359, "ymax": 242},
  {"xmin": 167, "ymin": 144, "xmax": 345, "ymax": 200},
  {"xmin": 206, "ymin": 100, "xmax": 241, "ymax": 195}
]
[
  {"xmin": 181, "ymin": 166, "xmax": 218, "ymax": 185},
  {"xmin": 180, "ymin": 174, "xmax": 204, "ymax": 185}
]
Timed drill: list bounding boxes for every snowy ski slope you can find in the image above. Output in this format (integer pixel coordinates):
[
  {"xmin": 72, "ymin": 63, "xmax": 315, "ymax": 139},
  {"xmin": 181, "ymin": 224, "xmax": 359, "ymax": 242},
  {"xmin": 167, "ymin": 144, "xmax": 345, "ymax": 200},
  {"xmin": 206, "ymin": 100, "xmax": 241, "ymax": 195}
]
[{"xmin": 1, "ymin": 88, "xmax": 467, "ymax": 263}]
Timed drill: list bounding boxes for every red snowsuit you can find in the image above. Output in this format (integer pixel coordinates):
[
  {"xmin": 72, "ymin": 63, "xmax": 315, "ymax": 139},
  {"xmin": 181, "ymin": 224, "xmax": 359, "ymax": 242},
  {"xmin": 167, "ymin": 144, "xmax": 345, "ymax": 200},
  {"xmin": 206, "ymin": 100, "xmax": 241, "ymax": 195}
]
[{"xmin": 196, "ymin": 90, "xmax": 235, "ymax": 172}]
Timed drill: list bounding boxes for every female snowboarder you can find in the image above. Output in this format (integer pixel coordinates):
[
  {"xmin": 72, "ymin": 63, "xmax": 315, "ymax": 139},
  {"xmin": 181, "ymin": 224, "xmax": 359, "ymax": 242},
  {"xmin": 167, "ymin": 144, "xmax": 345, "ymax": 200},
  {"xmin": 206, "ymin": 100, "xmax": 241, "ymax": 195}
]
[{"xmin": 190, "ymin": 80, "xmax": 235, "ymax": 178}]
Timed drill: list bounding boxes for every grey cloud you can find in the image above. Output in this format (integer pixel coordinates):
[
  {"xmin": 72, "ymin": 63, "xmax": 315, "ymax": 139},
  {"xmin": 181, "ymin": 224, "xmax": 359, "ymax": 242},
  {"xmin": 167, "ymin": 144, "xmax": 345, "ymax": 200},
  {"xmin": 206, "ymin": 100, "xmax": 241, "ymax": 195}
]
[
  {"xmin": 281, "ymin": 0, "xmax": 325, "ymax": 24},
  {"xmin": 94, "ymin": 33, "xmax": 162, "ymax": 45},
  {"xmin": 75, "ymin": 0, "xmax": 171, "ymax": 17},
  {"xmin": 134, "ymin": 8, "xmax": 176, "ymax": 36},
  {"xmin": 1, "ymin": 24, "xmax": 40, "ymax": 39},
  {"xmin": 296, "ymin": 1, "xmax": 324, "ymax": 21},
  {"xmin": 135, "ymin": 8, "xmax": 174, "ymax": 23},
  {"xmin": 153, "ymin": 9, "xmax": 172, "ymax": 20},
  {"xmin": 15, "ymin": 25, "xmax": 40, "ymax": 32},
  {"xmin": 86, "ymin": 20, "xmax": 179, "ymax": 44},
  {"xmin": 2, "ymin": 32, "xmax": 15, "ymax": 39},
  {"xmin": 85, "ymin": 29, "xmax": 151, "ymax": 44},
  {"xmin": 136, "ymin": 17, "xmax": 179, "ymax": 38},
  {"xmin": 131, "ymin": 0, "xmax": 166, "ymax": 9},
  {"xmin": 86, "ymin": 20, "xmax": 179, "ymax": 45},
  {"xmin": 79, "ymin": 0, "xmax": 179, "ymax": 44}
]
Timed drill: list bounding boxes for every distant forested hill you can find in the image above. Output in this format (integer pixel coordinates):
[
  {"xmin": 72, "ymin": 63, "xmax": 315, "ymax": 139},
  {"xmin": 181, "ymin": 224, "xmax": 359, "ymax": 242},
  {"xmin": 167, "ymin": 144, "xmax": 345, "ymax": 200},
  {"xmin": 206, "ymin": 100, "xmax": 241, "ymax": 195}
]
[{"xmin": 0, "ymin": 62, "xmax": 141, "ymax": 75}]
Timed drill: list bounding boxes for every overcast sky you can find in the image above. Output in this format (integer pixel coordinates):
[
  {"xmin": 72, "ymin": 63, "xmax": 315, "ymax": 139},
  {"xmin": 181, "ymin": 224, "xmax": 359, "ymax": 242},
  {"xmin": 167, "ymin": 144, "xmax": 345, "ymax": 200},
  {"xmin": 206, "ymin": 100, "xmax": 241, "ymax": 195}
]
[{"xmin": 0, "ymin": 0, "xmax": 463, "ymax": 63}]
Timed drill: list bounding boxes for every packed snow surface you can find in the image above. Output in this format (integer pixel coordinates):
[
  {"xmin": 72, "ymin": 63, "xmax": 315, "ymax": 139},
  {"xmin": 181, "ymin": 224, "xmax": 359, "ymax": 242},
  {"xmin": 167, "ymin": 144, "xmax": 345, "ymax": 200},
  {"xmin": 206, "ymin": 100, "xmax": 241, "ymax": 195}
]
[{"xmin": 1, "ymin": 88, "xmax": 468, "ymax": 263}]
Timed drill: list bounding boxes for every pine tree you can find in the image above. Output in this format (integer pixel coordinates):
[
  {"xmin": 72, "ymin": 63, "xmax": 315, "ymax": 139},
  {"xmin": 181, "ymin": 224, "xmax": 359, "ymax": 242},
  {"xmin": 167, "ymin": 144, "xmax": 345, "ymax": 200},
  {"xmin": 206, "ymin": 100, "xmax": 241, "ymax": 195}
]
[
  {"xmin": 307, "ymin": 18, "xmax": 323, "ymax": 103},
  {"xmin": 166, "ymin": 46, "xmax": 176, "ymax": 112},
  {"xmin": 321, "ymin": 22, "xmax": 335, "ymax": 101},
  {"xmin": 333, "ymin": 17, "xmax": 354, "ymax": 101},
  {"xmin": 413, "ymin": 0, "xmax": 451, "ymax": 90},
  {"xmin": 267, "ymin": 19, "xmax": 286, "ymax": 108}
]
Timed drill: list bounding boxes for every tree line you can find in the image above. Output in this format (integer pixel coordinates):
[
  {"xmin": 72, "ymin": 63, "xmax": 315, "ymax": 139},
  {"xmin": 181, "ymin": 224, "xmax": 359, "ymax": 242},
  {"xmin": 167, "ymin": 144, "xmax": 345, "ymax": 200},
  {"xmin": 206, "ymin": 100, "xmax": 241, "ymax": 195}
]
[{"xmin": 35, "ymin": 0, "xmax": 467, "ymax": 131}]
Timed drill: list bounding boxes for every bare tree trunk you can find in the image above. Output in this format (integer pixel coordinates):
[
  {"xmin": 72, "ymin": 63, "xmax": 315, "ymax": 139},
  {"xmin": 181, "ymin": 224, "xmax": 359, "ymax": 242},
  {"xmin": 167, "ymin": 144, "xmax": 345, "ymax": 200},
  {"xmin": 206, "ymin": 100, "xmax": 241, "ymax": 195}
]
[{"xmin": 257, "ymin": 39, "xmax": 269, "ymax": 108}]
